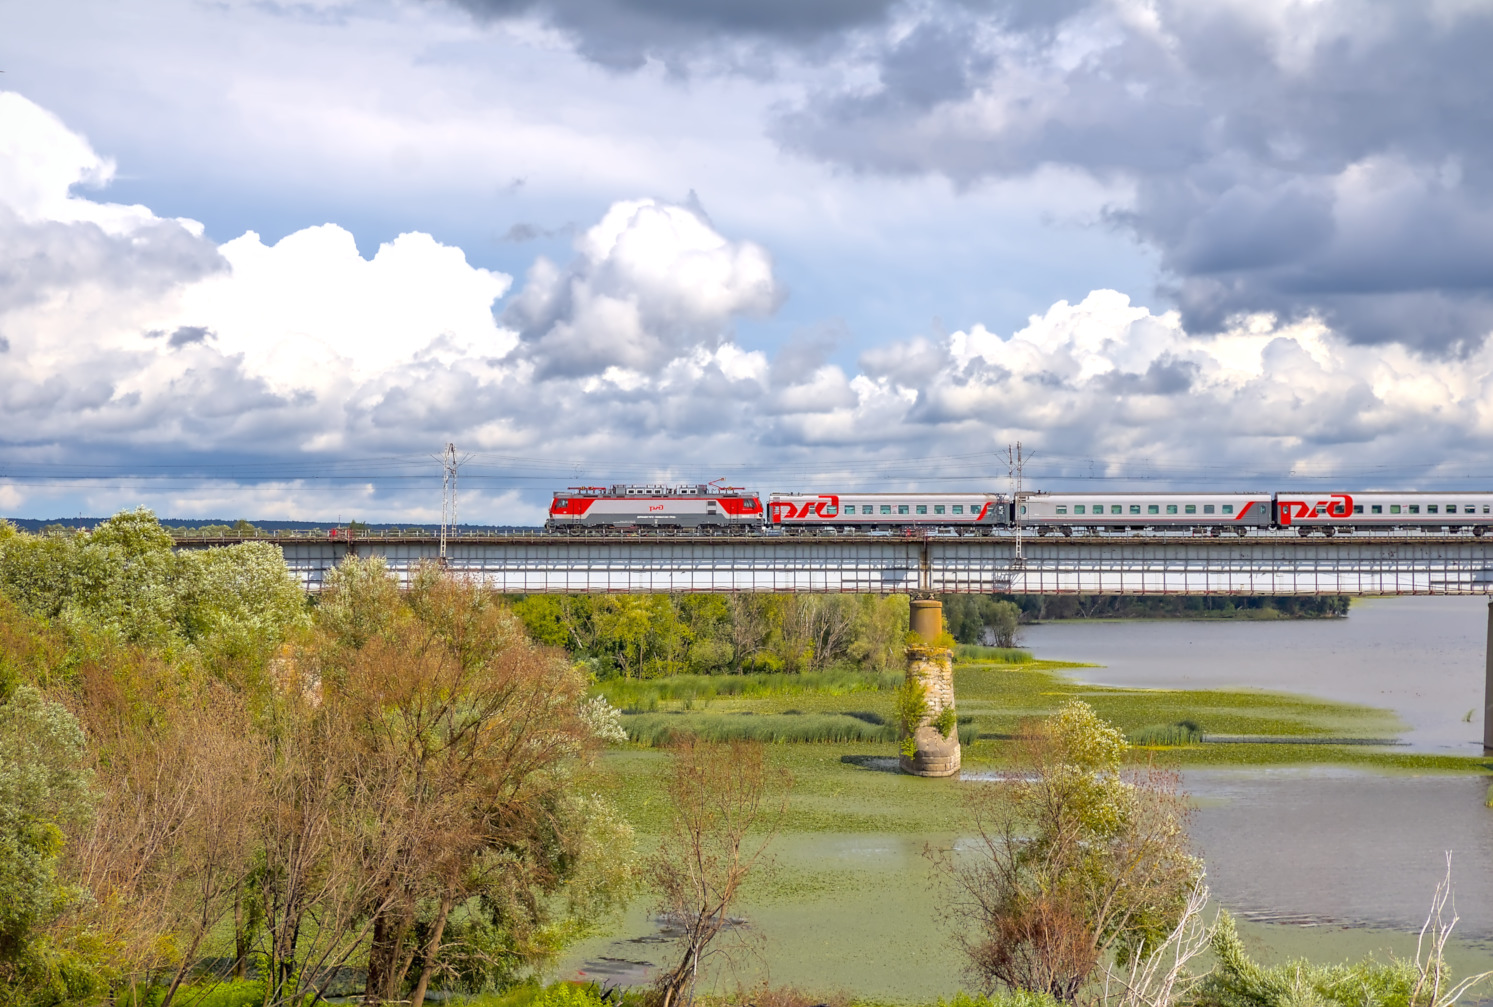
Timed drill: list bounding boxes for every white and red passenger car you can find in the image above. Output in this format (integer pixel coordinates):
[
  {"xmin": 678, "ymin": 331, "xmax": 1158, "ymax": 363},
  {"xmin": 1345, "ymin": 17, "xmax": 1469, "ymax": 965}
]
[{"xmin": 768, "ymin": 492, "xmax": 1008, "ymax": 532}]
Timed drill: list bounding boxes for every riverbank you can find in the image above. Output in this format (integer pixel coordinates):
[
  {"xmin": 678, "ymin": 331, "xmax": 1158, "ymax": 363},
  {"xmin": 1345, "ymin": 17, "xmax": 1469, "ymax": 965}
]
[
  {"xmin": 603, "ymin": 656, "xmax": 1489, "ymax": 772},
  {"xmin": 567, "ymin": 655, "xmax": 1493, "ymax": 999}
]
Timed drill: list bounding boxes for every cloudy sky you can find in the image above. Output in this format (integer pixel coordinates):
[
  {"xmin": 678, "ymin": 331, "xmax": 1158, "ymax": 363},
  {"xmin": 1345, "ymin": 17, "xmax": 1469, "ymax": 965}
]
[{"xmin": 5, "ymin": 0, "xmax": 1493, "ymax": 524}]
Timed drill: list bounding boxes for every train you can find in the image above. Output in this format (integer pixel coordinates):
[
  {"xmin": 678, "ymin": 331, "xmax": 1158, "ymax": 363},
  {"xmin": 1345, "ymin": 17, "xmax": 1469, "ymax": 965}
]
[{"xmin": 545, "ymin": 485, "xmax": 1493, "ymax": 536}]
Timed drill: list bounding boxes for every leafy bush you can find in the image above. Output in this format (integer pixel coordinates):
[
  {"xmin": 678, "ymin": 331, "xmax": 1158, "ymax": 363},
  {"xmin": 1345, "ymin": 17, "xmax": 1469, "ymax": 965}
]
[
  {"xmin": 531, "ymin": 981, "xmax": 610, "ymax": 1007},
  {"xmin": 894, "ymin": 677, "xmax": 930, "ymax": 759},
  {"xmin": 1193, "ymin": 911, "xmax": 1485, "ymax": 1007},
  {"xmin": 933, "ymin": 705, "xmax": 958, "ymax": 739}
]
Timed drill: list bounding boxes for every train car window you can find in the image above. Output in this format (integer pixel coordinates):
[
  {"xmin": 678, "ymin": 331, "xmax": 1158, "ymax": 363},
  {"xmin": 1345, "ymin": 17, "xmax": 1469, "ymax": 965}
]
[
  {"xmin": 1111, "ymin": 505, "xmax": 1123, "ymax": 514},
  {"xmin": 934, "ymin": 505, "xmax": 945, "ymax": 514},
  {"xmin": 1445, "ymin": 504, "xmax": 1457, "ymax": 513},
  {"xmin": 1148, "ymin": 504, "xmax": 1160, "ymax": 514},
  {"xmin": 1129, "ymin": 504, "xmax": 1141, "ymax": 515},
  {"xmin": 1166, "ymin": 505, "xmax": 1178, "ymax": 514},
  {"xmin": 953, "ymin": 505, "xmax": 964, "ymax": 514},
  {"xmin": 916, "ymin": 505, "xmax": 928, "ymax": 515},
  {"xmin": 1371, "ymin": 505, "xmax": 1382, "ymax": 514},
  {"xmin": 1222, "ymin": 505, "xmax": 1235, "ymax": 514},
  {"xmin": 1203, "ymin": 504, "xmax": 1215, "ymax": 514},
  {"xmin": 880, "ymin": 505, "xmax": 892, "ymax": 515},
  {"xmin": 1354, "ymin": 505, "xmax": 1364, "ymax": 514},
  {"xmin": 824, "ymin": 505, "xmax": 838, "ymax": 516},
  {"xmin": 1056, "ymin": 506, "xmax": 1068, "ymax": 515},
  {"xmin": 1428, "ymin": 505, "xmax": 1439, "ymax": 514},
  {"xmin": 1409, "ymin": 505, "xmax": 1420, "ymax": 514},
  {"xmin": 556, "ymin": 499, "xmax": 568, "ymax": 507},
  {"xmin": 862, "ymin": 505, "xmax": 873, "ymax": 514},
  {"xmin": 898, "ymin": 505, "xmax": 910, "ymax": 515},
  {"xmin": 1185, "ymin": 504, "xmax": 1196, "ymax": 514},
  {"xmin": 1485, "ymin": 505, "xmax": 1491, "ymax": 514},
  {"xmin": 1390, "ymin": 504, "xmax": 1401, "ymax": 514},
  {"xmin": 1074, "ymin": 505, "xmax": 1085, "ymax": 514}
]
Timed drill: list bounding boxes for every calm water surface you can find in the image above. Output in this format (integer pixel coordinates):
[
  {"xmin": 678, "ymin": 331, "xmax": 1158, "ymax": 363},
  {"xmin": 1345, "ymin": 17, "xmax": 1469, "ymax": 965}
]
[
  {"xmin": 1022, "ymin": 595, "xmax": 1490, "ymax": 751},
  {"xmin": 1027, "ymin": 597, "xmax": 1493, "ymax": 951},
  {"xmin": 1188, "ymin": 768, "xmax": 1493, "ymax": 943}
]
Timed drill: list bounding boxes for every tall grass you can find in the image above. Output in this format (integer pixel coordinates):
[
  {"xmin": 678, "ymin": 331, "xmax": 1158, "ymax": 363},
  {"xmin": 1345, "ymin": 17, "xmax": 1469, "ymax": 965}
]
[
  {"xmin": 117, "ymin": 981, "xmax": 266, "ymax": 1007},
  {"xmin": 955, "ymin": 645, "xmax": 1034, "ymax": 664},
  {"xmin": 623, "ymin": 711, "xmax": 980, "ymax": 747},
  {"xmin": 1129, "ymin": 721, "xmax": 1204, "ymax": 746},
  {"xmin": 597, "ymin": 668, "xmax": 903, "ymax": 711},
  {"xmin": 625, "ymin": 712, "xmax": 895, "ymax": 746}
]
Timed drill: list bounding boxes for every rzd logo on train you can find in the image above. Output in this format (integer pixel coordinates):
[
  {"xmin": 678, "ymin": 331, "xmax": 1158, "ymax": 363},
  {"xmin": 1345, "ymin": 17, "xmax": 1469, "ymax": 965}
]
[{"xmin": 1277, "ymin": 494, "xmax": 1353, "ymax": 526}]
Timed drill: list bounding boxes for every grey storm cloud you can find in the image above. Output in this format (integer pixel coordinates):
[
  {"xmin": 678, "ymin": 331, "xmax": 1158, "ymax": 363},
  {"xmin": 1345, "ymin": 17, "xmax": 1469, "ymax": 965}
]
[
  {"xmin": 0, "ymin": 206, "xmax": 224, "ymax": 313},
  {"xmin": 761, "ymin": 0, "xmax": 1493, "ymax": 353},
  {"xmin": 446, "ymin": 0, "xmax": 907, "ymax": 68},
  {"xmin": 146, "ymin": 325, "xmax": 216, "ymax": 347},
  {"xmin": 1097, "ymin": 357, "xmax": 1198, "ymax": 397}
]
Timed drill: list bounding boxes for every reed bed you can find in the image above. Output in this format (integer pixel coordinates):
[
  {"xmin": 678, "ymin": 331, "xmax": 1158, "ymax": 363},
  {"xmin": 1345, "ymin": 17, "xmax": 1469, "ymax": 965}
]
[
  {"xmin": 954, "ymin": 645, "xmax": 1034, "ymax": 664},
  {"xmin": 1128, "ymin": 721, "xmax": 1205, "ymax": 746},
  {"xmin": 622, "ymin": 711, "xmax": 979, "ymax": 747},
  {"xmin": 598, "ymin": 668, "xmax": 903, "ymax": 711}
]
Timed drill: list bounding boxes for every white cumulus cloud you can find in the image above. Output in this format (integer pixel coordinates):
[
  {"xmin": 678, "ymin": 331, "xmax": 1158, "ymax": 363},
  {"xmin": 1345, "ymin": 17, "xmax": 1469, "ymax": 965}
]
[
  {"xmin": 504, "ymin": 197, "xmax": 781, "ymax": 378},
  {"xmin": 4, "ymin": 89, "xmax": 1493, "ymax": 523}
]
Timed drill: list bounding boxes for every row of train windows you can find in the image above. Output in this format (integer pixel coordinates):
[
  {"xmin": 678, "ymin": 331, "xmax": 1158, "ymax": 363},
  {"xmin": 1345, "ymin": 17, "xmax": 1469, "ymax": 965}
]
[
  {"xmin": 1047, "ymin": 502, "xmax": 1493, "ymax": 517},
  {"xmin": 1362, "ymin": 504, "xmax": 1491, "ymax": 514},
  {"xmin": 1053, "ymin": 504, "xmax": 1237, "ymax": 516},
  {"xmin": 855, "ymin": 503, "xmax": 973, "ymax": 515}
]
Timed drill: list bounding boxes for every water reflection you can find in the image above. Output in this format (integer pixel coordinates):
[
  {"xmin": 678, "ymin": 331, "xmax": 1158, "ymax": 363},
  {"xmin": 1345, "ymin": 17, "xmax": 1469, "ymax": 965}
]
[{"xmin": 1022, "ymin": 596, "xmax": 1490, "ymax": 751}]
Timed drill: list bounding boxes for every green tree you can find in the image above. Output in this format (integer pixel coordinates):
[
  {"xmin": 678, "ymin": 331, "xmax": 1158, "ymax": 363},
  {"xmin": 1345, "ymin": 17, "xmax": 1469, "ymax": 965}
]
[
  {"xmin": 594, "ymin": 596, "xmax": 656, "ymax": 678},
  {"xmin": 649, "ymin": 738, "xmax": 788, "ymax": 1007},
  {"xmin": 87, "ymin": 508, "xmax": 175, "ymax": 557},
  {"xmin": 988, "ymin": 600, "xmax": 1021, "ymax": 648},
  {"xmin": 280, "ymin": 560, "xmax": 635, "ymax": 1005},
  {"xmin": 937, "ymin": 700, "xmax": 1199, "ymax": 1001},
  {"xmin": 0, "ymin": 686, "xmax": 96, "ymax": 1001},
  {"xmin": 176, "ymin": 542, "xmax": 309, "ymax": 652}
]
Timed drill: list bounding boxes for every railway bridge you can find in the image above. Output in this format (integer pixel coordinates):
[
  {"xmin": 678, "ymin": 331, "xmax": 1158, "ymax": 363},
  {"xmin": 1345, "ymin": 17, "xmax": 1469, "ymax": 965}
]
[{"xmin": 175, "ymin": 529, "xmax": 1493, "ymax": 751}]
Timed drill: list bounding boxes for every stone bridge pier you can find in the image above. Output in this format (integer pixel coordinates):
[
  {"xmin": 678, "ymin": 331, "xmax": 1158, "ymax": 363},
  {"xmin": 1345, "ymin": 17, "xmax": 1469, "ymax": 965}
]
[{"xmin": 899, "ymin": 598, "xmax": 961, "ymax": 777}]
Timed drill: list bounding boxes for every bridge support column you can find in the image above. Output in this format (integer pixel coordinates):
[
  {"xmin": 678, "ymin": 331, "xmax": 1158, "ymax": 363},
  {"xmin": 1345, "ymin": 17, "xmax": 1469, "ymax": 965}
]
[
  {"xmin": 1485, "ymin": 602, "xmax": 1493, "ymax": 753},
  {"xmin": 900, "ymin": 599, "xmax": 961, "ymax": 777}
]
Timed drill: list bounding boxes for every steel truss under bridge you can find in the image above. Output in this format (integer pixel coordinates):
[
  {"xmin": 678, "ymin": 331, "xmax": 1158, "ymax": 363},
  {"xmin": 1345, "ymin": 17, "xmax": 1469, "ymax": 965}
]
[{"xmin": 174, "ymin": 531, "xmax": 1493, "ymax": 595}]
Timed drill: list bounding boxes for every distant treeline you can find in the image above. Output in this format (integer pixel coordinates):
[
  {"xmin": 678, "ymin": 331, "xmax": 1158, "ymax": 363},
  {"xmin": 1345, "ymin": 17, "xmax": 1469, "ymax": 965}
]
[
  {"xmin": 509, "ymin": 592, "xmax": 1348, "ymax": 678},
  {"xmin": 510, "ymin": 593, "xmax": 914, "ymax": 679},
  {"xmin": 999, "ymin": 593, "xmax": 1350, "ymax": 621}
]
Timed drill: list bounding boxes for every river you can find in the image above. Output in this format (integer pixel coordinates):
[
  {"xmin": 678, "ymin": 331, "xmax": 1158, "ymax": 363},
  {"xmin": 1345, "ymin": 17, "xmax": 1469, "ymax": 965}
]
[
  {"xmin": 1028, "ymin": 596, "xmax": 1493, "ymax": 946},
  {"xmin": 1022, "ymin": 595, "xmax": 1490, "ymax": 752}
]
